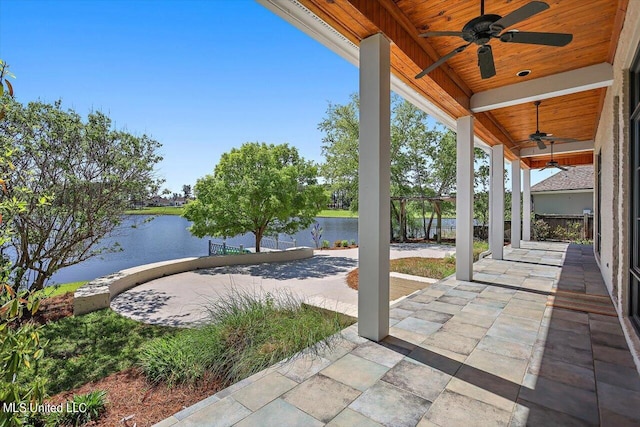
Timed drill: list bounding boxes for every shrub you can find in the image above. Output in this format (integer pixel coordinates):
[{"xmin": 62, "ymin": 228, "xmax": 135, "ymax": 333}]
[
  {"xmin": 140, "ymin": 289, "xmax": 352, "ymax": 386},
  {"xmin": 532, "ymin": 219, "xmax": 551, "ymax": 241},
  {"xmin": 310, "ymin": 223, "xmax": 323, "ymax": 249},
  {"xmin": 341, "ymin": 240, "xmax": 349, "ymax": 248},
  {"xmin": 139, "ymin": 325, "xmax": 224, "ymax": 386},
  {"xmin": 551, "ymin": 221, "xmax": 583, "ymax": 242},
  {"xmin": 350, "ymin": 239, "xmax": 356, "ymax": 246},
  {"xmin": 51, "ymin": 390, "xmax": 107, "ymax": 426},
  {"xmin": 334, "ymin": 240, "xmax": 343, "ymax": 248},
  {"xmin": 321, "ymin": 240, "xmax": 330, "ymax": 249},
  {"xmin": 0, "ymin": 288, "xmax": 48, "ymax": 427}
]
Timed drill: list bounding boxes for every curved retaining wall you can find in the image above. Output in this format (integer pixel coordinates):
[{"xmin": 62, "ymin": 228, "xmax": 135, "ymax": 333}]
[{"xmin": 73, "ymin": 247, "xmax": 314, "ymax": 315}]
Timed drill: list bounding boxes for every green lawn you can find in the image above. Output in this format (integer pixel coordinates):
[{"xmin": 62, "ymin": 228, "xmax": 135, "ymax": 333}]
[
  {"xmin": 39, "ymin": 281, "xmax": 88, "ymax": 298},
  {"xmin": 36, "ymin": 309, "xmax": 178, "ymax": 394},
  {"xmin": 125, "ymin": 206, "xmax": 185, "ymax": 215},
  {"xmin": 316, "ymin": 209, "xmax": 358, "ymax": 218},
  {"xmin": 391, "ymin": 257, "xmax": 456, "ymax": 279}
]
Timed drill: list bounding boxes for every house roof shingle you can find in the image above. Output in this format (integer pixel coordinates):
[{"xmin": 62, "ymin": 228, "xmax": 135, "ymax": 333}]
[{"xmin": 530, "ymin": 165, "xmax": 594, "ymax": 193}]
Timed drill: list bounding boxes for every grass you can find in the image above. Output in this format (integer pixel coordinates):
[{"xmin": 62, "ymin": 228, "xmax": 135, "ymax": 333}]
[
  {"xmin": 347, "ymin": 240, "xmax": 490, "ymax": 290},
  {"xmin": 139, "ymin": 289, "xmax": 354, "ymax": 386},
  {"xmin": 125, "ymin": 206, "xmax": 185, "ymax": 215},
  {"xmin": 390, "ymin": 256, "xmax": 457, "ymax": 279},
  {"xmin": 474, "ymin": 240, "xmax": 489, "ymax": 260},
  {"xmin": 316, "ymin": 209, "xmax": 358, "ymax": 218},
  {"xmin": 36, "ymin": 309, "xmax": 178, "ymax": 394},
  {"xmin": 39, "ymin": 281, "xmax": 88, "ymax": 298}
]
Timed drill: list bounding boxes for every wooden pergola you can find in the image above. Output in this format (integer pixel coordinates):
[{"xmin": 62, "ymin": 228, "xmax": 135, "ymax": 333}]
[{"xmin": 390, "ymin": 195, "xmax": 455, "ymax": 244}]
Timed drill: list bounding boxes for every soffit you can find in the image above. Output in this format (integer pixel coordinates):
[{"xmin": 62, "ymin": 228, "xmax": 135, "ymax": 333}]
[{"xmin": 297, "ymin": 0, "xmax": 628, "ymax": 167}]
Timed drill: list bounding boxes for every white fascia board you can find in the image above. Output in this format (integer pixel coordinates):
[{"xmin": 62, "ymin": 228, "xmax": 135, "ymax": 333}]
[
  {"xmin": 531, "ymin": 189, "xmax": 593, "ymax": 195},
  {"xmin": 257, "ymin": 0, "xmax": 492, "ymax": 151},
  {"xmin": 519, "ymin": 140, "xmax": 594, "ymax": 158},
  {"xmin": 470, "ymin": 63, "xmax": 613, "ymax": 113}
]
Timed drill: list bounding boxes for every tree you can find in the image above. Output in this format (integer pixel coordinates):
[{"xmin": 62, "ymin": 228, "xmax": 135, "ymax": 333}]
[
  {"xmin": 473, "ymin": 149, "xmax": 491, "ymax": 230},
  {"xmin": 319, "ymin": 94, "xmax": 444, "ymax": 239},
  {"xmin": 183, "ymin": 143, "xmax": 327, "ymax": 252},
  {"xmin": 318, "ymin": 94, "xmax": 359, "ymax": 210},
  {"xmin": 0, "ymin": 60, "xmax": 49, "ymax": 426},
  {"xmin": 182, "ymin": 184, "xmax": 192, "ymax": 200},
  {"xmin": 0, "ymin": 98, "xmax": 163, "ymax": 291}
]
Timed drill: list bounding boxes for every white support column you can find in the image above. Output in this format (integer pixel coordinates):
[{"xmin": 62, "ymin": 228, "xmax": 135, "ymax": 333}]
[
  {"xmin": 358, "ymin": 33, "xmax": 390, "ymax": 341},
  {"xmin": 523, "ymin": 167, "xmax": 532, "ymax": 241},
  {"xmin": 490, "ymin": 145, "xmax": 505, "ymax": 260},
  {"xmin": 456, "ymin": 116, "xmax": 474, "ymax": 281},
  {"xmin": 511, "ymin": 160, "xmax": 521, "ymax": 249}
]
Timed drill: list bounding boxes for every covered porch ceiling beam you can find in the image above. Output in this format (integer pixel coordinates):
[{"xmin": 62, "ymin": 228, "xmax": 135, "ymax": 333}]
[
  {"xmin": 519, "ymin": 140, "xmax": 595, "ymax": 158},
  {"xmin": 470, "ymin": 63, "xmax": 614, "ymax": 113},
  {"xmin": 269, "ymin": 0, "xmax": 519, "ymax": 159}
]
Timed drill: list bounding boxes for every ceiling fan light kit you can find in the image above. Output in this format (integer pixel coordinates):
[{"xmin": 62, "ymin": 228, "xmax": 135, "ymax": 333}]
[{"xmin": 415, "ymin": 0, "xmax": 573, "ymax": 80}]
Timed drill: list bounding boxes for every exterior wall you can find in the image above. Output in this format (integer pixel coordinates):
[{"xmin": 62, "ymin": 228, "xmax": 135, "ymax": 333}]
[
  {"xmin": 594, "ymin": 0, "xmax": 640, "ymax": 371},
  {"xmin": 532, "ymin": 191, "xmax": 593, "ymax": 215}
]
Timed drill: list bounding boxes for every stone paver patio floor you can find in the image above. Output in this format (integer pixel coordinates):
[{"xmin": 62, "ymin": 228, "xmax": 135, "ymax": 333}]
[{"xmin": 156, "ymin": 241, "xmax": 640, "ymax": 426}]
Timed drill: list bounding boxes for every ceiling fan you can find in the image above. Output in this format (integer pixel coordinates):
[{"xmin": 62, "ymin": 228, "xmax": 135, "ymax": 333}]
[
  {"xmin": 523, "ymin": 100, "xmax": 578, "ymax": 150},
  {"xmin": 540, "ymin": 141, "xmax": 573, "ymax": 171},
  {"xmin": 415, "ymin": 0, "xmax": 573, "ymax": 80}
]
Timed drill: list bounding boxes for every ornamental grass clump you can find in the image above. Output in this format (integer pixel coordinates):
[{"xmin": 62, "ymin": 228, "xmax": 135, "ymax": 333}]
[
  {"xmin": 139, "ymin": 289, "xmax": 351, "ymax": 387},
  {"xmin": 50, "ymin": 390, "xmax": 107, "ymax": 426}
]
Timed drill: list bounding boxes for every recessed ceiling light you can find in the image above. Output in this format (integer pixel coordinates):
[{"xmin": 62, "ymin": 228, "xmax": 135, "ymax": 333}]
[{"xmin": 516, "ymin": 70, "xmax": 531, "ymax": 77}]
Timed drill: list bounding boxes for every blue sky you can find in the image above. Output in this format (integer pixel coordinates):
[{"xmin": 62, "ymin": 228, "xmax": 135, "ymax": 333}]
[{"xmin": 0, "ymin": 0, "xmax": 553, "ymax": 193}]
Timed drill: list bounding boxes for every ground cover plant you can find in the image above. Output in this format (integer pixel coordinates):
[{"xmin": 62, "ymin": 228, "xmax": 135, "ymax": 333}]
[
  {"xmin": 140, "ymin": 289, "xmax": 353, "ymax": 387},
  {"xmin": 36, "ymin": 309, "xmax": 177, "ymax": 395}
]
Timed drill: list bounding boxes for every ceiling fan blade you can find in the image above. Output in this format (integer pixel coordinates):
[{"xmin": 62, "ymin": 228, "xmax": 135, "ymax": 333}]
[
  {"xmin": 500, "ymin": 31, "xmax": 573, "ymax": 47},
  {"xmin": 419, "ymin": 31, "xmax": 468, "ymax": 38},
  {"xmin": 540, "ymin": 166, "xmax": 549, "ymax": 171},
  {"xmin": 556, "ymin": 165, "xmax": 569, "ymax": 171},
  {"xmin": 477, "ymin": 45, "xmax": 496, "ymax": 79},
  {"xmin": 539, "ymin": 136, "xmax": 578, "ymax": 142},
  {"xmin": 415, "ymin": 44, "xmax": 469, "ymax": 79},
  {"xmin": 535, "ymin": 139, "xmax": 547, "ymax": 150},
  {"xmin": 490, "ymin": 1, "xmax": 549, "ymax": 32}
]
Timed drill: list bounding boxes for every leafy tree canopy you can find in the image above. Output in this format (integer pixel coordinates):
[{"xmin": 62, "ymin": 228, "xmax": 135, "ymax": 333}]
[
  {"xmin": 0, "ymin": 98, "xmax": 163, "ymax": 290},
  {"xmin": 183, "ymin": 142, "xmax": 327, "ymax": 252}
]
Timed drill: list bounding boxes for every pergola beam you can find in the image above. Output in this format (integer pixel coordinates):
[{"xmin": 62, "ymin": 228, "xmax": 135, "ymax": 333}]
[{"xmin": 470, "ymin": 63, "xmax": 614, "ymax": 113}]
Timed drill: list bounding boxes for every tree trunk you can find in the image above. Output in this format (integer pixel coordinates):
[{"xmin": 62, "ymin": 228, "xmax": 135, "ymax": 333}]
[
  {"xmin": 426, "ymin": 211, "xmax": 435, "ymax": 241},
  {"xmin": 33, "ymin": 273, "xmax": 47, "ymax": 292},
  {"xmin": 400, "ymin": 199, "xmax": 406, "ymax": 243},
  {"xmin": 390, "ymin": 200, "xmax": 402, "ymax": 242},
  {"xmin": 255, "ymin": 229, "xmax": 263, "ymax": 253},
  {"xmin": 435, "ymin": 202, "xmax": 442, "ymax": 244},
  {"xmin": 421, "ymin": 200, "xmax": 427, "ymax": 240}
]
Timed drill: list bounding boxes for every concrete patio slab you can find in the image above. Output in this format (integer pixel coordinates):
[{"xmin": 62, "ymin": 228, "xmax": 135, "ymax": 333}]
[{"xmin": 153, "ymin": 242, "xmax": 640, "ymax": 426}]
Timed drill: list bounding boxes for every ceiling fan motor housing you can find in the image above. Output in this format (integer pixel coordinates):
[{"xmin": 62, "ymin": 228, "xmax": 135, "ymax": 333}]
[{"xmin": 462, "ymin": 14, "xmax": 502, "ymax": 44}]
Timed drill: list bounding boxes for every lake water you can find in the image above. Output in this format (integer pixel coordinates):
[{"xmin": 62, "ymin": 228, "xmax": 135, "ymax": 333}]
[{"xmin": 50, "ymin": 215, "xmax": 457, "ymax": 285}]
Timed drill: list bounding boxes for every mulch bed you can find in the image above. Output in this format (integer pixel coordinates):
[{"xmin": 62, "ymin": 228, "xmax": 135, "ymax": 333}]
[
  {"xmin": 317, "ymin": 245, "xmax": 358, "ymax": 250},
  {"xmin": 33, "ymin": 293, "xmax": 74, "ymax": 324},
  {"xmin": 33, "ymin": 293, "xmax": 224, "ymax": 426},
  {"xmin": 48, "ymin": 369, "xmax": 223, "ymax": 427}
]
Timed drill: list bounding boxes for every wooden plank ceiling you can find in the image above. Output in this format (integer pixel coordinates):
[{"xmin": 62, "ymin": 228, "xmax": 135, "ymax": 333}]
[{"xmin": 299, "ymin": 0, "xmax": 628, "ymax": 168}]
